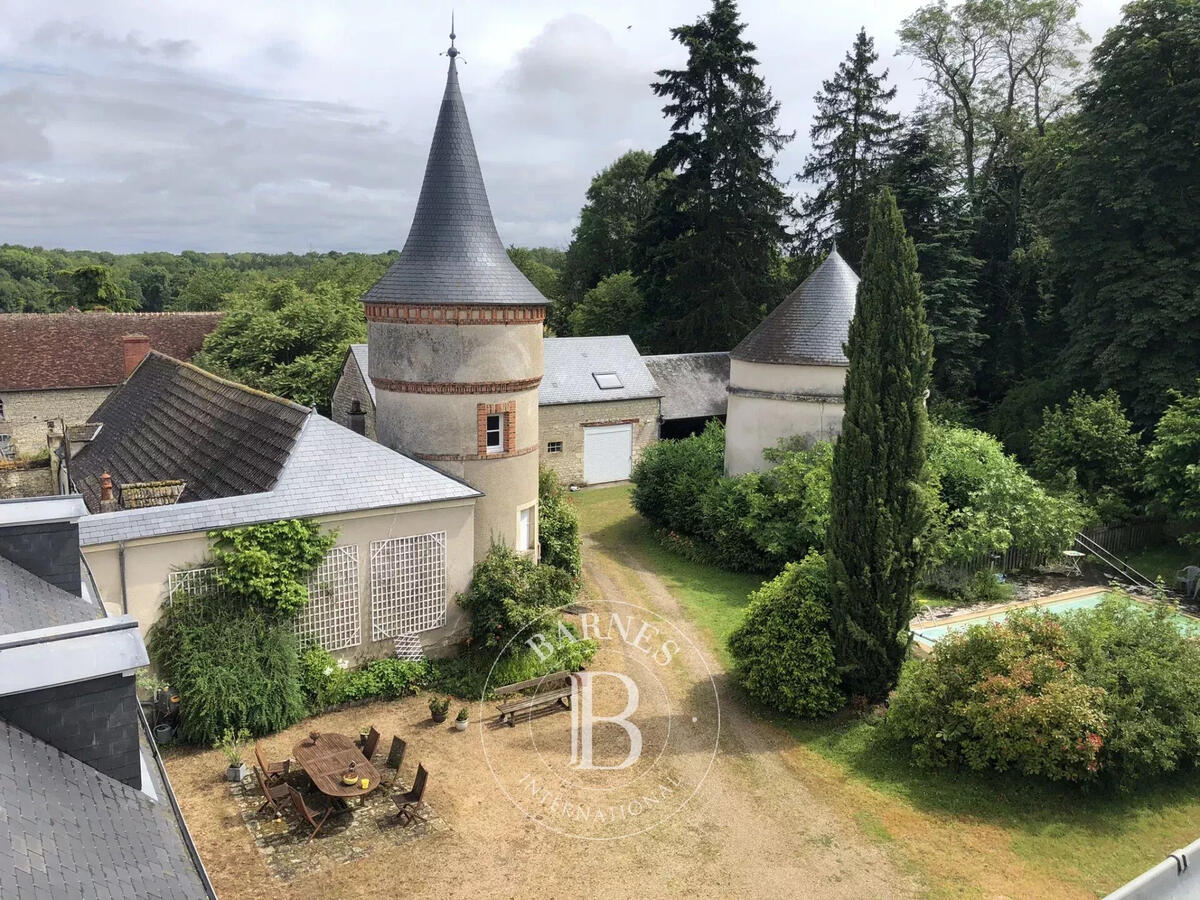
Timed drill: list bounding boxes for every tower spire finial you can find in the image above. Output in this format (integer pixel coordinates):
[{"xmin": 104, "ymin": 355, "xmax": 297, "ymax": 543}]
[{"xmin": 447, "ymin": 12, "xmax": 458, "ymax": 58}]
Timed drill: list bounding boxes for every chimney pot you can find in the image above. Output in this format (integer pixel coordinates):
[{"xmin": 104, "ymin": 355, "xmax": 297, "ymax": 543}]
[
  {"xmin": 99, "ymin": 472, "xmax": 118, "ymax": 512},
  {"xmin": 348, "ymin": 400, "xmax": 367, "ymax": 435},
  {"xmin": 122, "ymin": 334, "xmax": 151, "ymax": 378}
]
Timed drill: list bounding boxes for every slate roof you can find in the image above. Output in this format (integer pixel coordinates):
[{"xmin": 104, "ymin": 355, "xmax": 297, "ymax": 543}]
[
  {"xmin": 643, "ymin": 352, "xmax": 731, "ymax": 420},
  {"xmin": 79, "ymin": 409, "xmax": 480, "ymax": 547},
  {"xmin": 350, "ymin": 343, "xmax": 376, "ymax": 404},
  {"xmin": 0, "ymin": 718, "xmax": 209, "ymax": 900},
  {"xmin": 731, "ymin": 249, "xmax": 859, "ymax": 366},
  {"xmin": 0, "ymin": 311, "xmax": 223, "ymax": 392},
  {"xmin": 69, "ymin": 352, "xmax": 310, "ymax": 512},
  {"xmin": 361, "ymin": 57, "xmax": 549, "ymax": 307},
  {"xmin": 0, "ymin": 555, "xmax": 99, "ymax": 634},
  {"xmin": 541, "ymin": 337, "xmax": 661, "ymax": 406}
]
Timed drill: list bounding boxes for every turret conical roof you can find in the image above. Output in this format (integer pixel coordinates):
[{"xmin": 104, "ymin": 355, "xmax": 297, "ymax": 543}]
[
  {"xmin": 730, "ymin": 249, "xmax": 859, "ymax": 366},
  {"xmin": 363, "ymin": 57, "xmax": 549, "ymax": 307}
]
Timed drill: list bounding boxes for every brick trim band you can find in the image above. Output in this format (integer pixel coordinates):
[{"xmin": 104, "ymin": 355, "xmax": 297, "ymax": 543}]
[
  {"xmin": 365, "ymin": 303, "xmax": 546, "ymax": 325},
  {"xmin": 416, "ymin": 445, "xmax": 538, "ymax": 463},
  {"xmin": 372, "ymin": 376, "xmax": 542, "ymax": 395},
  {"xmin": 580, "ymin": 417, "xmax": 641, "ymax": 428}
]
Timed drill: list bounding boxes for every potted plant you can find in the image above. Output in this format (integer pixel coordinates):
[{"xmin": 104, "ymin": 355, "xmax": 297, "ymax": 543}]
[
  {"xmin": 428, "ymin": 696, "xmax": 450, "ymax": 724},
  {"xmin": 358, "ymin": 725, "xmax": 370, "ymax": 747},
  {"xmin": 215, "ymin": 727, "xmax": 251, "ymax": 781},
  {"xmin": 454, "ymin": 706, "xmax": 470, "ymax": 731}
]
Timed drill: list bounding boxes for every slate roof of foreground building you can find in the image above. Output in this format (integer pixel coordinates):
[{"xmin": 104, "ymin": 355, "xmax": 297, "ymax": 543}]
[
  {"xmin": 540, "ymin": 337, "xmax": 661, "ymax": 406},
  {"xmin": 731, "ymin": 249, "xmax": 859, "ymax": 367},
  {"xmin": 70, "ymin": 353, "xmax": 480, "ymax": 546},
  {"xmin": 361, "ymin": 44, "xmax": 549, "ymax": 308}
]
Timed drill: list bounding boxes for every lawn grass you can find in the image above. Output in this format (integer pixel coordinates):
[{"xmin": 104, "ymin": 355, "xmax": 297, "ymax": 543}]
[
  {"xmin": 577, "ymin": 483, "xmax": 1200, "ymax": 898},
  {"xmin": 1125, "ymin": 540, "xmax": 1196, "ymax": 585}
]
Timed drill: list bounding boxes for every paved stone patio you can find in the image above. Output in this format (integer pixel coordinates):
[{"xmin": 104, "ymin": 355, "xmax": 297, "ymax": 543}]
[{"xmin": 230, "ymin": 769, "xmax": 449, "ymax": 881}]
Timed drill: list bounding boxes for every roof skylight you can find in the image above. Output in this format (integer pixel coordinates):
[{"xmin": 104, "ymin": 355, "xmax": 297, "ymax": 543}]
[{"xmin": 593, "ymin": 372, "xmax": 623, "ymax": 390}]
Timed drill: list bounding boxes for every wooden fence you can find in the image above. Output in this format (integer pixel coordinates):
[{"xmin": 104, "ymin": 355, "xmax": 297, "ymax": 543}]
[{"xmin": 928, "ymin": 517, "xmax": 1169, "ymax": 582}]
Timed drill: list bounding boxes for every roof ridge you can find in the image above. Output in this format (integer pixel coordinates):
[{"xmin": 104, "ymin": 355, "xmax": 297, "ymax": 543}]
[{"xmin": 137, "ymin": 351, "xmax": 313, "ymax": 414}]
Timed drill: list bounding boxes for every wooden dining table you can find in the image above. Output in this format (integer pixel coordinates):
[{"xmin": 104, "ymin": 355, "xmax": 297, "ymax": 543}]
[{"xmin": 292, "ymin": 732, "xmax": 382, "ymax": 803}]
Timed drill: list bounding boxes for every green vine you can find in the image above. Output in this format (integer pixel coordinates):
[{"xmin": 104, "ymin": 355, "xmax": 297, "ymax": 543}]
[{"xmin": 208, "ymin": 519, "xmax": 335, "ymax": 617}]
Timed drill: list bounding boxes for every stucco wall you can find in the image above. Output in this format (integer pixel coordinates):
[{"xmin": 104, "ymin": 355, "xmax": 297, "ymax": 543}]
[
  {"xmin": 0, "ymin": 387, "xmax": 112, "ymax": 457},
  {"xmin": 369, "ymin": 317, "xmax": 543, "ymax": 561},
  {"xmin": 82, "ymin": 498, "xmax": 477, "ymax": 662},
  {"xmin": 539, "ymin": 398, "xmax": 660, "ymax": 486},
  {"xmin": 329, "ymin": 353, "xmax": 376, "ymax": 440},
  {"xmin": 724, "ymin": 359, "xmax": 846, "ymax": 476}
]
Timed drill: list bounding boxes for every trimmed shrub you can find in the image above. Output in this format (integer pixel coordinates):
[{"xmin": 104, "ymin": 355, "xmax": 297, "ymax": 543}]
[
  {"xmin": 884, "ymin": 611, "xmax": 1108, "ymax": 782},
  {"xmin": 631, "ymin": 420, "xmax": 725, "ymax": 533},
  {"xmin": 1060, "ymin": 595, "xmax": 1200, "ymax": 785},
  {"xmin": 458, "ymin": 545, "xmax": 577, "ymax": 650},
  {"xmin": 148, "ymin": 595, "xmax": 306, "ymax": 744},
  {"xmin": 538, "ymin": 467, "xmax": 582, "ymax": 580},
  {"xmin": 299, "ymin": 646, "xmax": 432, "ymax": 712},
  {"xmin": 727, "ymin": 552, "xmax": 843, "ymax": 718}
]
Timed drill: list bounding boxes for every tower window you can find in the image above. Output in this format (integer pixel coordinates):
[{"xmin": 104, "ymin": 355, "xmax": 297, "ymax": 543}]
[
  {"xmin": 518, "ymin": 505, "xmax": 535, "ymax": 551},
  {"xmin": 485, "ymin": 413, "xmax": 505, "ymax": 452}
]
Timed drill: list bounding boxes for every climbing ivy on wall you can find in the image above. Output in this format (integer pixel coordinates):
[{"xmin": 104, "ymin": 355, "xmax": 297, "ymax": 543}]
[{"xmin": 209, "ymin": 519, "xmax": 335, "ymax": 616}]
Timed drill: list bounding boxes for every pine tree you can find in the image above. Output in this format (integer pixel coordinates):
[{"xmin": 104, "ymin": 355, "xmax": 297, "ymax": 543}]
[
  {"xmin": 800, "ymin": 28, "xmax": 899, "ymax": 267},
  {"xmin": 826, "ymin": 188, "xmax": 934, "ymax": 702},
  {"xmin": 883, "ymin": 123, "xmax": 983, "ymax": 400},
  {"xmin": 634, "ymin": 0, "xmax": 793, "ymax": 354}
]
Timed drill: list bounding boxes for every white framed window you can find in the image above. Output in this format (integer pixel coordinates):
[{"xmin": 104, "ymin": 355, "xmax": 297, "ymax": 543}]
[
  {"xmin": 546, "ymin": 440, "xmax": 563, "ymax": 454},
  {"xmin": 518, "ymin": 505, "xmax": 535, "ymax": 552},
  {"xmin": 485, "ymin": 413, "xmax": 505, "ymax": 453}
]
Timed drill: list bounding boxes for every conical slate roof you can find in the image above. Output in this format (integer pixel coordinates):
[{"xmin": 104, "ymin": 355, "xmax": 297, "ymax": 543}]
[
  {"xmin": 730, "ymin": 249, "xmax": 859, "ymax": 366},
  {"xmin": 362, "ymin": 56, "xmax": 549, "ymax": 307}
]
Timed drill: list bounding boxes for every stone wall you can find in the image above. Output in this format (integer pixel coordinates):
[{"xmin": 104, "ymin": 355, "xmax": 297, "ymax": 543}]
[
  {"xmin": 330, "ymin": 353, "xmax": 376, "ymax": 440},
  {"xmin": 0, "ymin": 387, "xmax": 112, "ymax": 456},
  {"xmin": 539, "ymin": 397, "xmax": 660, "ymax": 486},
  {"xmin": 0, "ymin": 460, "xmax": 53, "ymax": 499}
]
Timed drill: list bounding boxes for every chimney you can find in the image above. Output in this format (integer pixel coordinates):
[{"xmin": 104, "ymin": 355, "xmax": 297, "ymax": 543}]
[
  {"xmin": 122, "ymin": 334, "xmax": 151, "ymax": 378},
  {"xmin": 348, "ymin": 399, "xmax": 367, "ymax": 435},
  {"xmin": 99, "ymin": 472, "xmax": 119, "ymax": 513},
  {"xmin": 0, "ymin": 494, "xmax": 89, "ymax": 595}
]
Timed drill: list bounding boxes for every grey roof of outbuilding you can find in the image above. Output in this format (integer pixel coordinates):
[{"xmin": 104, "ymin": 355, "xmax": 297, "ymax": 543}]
[
  {"xmin": 643, "ymin": 352, "xmax": 731, "ymax": 420},
  {"xmin": 78, "ymin": 412, "xmax": 480, "ymax": 547},
  {"xmin": 540, "ymin": 337, "xmax": 661, "ymax": 406},
  {"xmin": 731, "ymin": 249, "xmax": 859, "ymax": 366},
  {"xmin": 70, "ymin": 352, "xmax": 309, "ymax": 512},
  {"xmin": 0, "ymin": 555, "xmax": 99, "ymax": 634},
  {"xmin": 351, "ymin": 344, "xmax": 376, "ymax": 404},
  {"xmin": 0, "ymin": 718, "xmax": 209, "ymax": 900},
  {"xmin": 361, "ymin": 57, "xmax": 549, "ymax": 308}
]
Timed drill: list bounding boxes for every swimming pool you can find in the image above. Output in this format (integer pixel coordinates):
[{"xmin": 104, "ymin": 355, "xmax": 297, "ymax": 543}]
[{"xmin": 910, "ymin": 587, "xmax": 1200, "ymax": 653}]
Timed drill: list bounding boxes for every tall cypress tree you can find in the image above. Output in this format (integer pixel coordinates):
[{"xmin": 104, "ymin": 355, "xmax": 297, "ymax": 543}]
[
  {"xmin": 883, "ymin": 122, "xmax": 983, "ymax": 400},
  {"xmin": 634, "ymin": 0, "xmax": 793, "ymax": 354},
  {"xmin": 800, "ymin": 28, "xmax": 899, "ymax": 267},
  {"xmin": 826, "ymin": 188, "xmax": 934, "ymax": 702}
]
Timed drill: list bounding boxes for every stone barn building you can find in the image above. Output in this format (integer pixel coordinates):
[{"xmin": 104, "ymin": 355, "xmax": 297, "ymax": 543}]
[{"xmin": 724, "ymin": 249, "xmax": 859, "ymax": 476}]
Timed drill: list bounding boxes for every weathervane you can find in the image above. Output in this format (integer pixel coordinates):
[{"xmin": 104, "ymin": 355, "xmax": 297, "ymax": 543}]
[{"xmin": 445, "ymin": 12, "xmax": 460, "ymax": 60}]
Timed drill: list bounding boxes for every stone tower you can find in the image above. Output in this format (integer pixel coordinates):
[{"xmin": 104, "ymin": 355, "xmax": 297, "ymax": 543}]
[
  {"xmin": 362, "ymin": 34, "xmax": 549, "ymax": 559},
  {"xmin": 723, "ymin": 249, "xmax": 859, "ymax": 476}
]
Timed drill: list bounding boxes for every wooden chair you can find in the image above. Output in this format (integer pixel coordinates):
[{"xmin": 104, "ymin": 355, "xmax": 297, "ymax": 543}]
[
  {"xmin": 254, "ymin": 741, "xmax": 290, "ymax": 784},
  {"xmin": 362, "ymin": 726, "xmax": 381, "ymax": 762},
  {"xmin": 286, "ymin": 785, "xmax": 346, "ymax": 843},
  {"xmin": 392, "ymin": 764, "xmax": 429, "ymax": 826},
  {"xmin": 252, "ymin": 765, "xmax": 290, "ymax": 818},
  {"xmin": 386, "ymin": 736, "xmax": 407, "ymax": 773}
]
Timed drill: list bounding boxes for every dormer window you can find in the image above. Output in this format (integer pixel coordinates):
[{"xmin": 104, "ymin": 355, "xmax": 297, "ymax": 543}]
[
  {"xmin": 485, "ymin": 413, "xmax": 505, "ymax": 452},
  {"xmin": 593, "ymin": 372, "xmax": 623, "ymax": 390}
]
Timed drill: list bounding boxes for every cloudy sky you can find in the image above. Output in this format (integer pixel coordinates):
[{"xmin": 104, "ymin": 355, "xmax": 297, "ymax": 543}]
[{"xmin": 0, "ymin": 0, "xmax": 1125, "ymax": 254}]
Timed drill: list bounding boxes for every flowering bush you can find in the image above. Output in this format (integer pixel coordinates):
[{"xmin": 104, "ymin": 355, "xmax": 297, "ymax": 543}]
[{"xmin": 884, "ymin": 611, "xmax": 1108, "ymax": 782}]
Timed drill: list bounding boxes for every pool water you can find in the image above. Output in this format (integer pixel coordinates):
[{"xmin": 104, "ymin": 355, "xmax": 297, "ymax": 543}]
[{"xmin": 911, "ymin": 590, "xmax": 1200, "ymax": 650}]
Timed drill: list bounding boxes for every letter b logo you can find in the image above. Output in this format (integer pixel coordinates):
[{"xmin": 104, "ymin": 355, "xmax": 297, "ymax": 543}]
[{"xmin": 569, "ymin": 672, "xmax": 642, "ymax": 771}]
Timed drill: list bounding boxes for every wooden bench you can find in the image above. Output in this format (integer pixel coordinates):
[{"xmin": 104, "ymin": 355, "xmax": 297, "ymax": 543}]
[{"xmin": 495, "ymin": 671, "xmax": 575, "ymax": 726}]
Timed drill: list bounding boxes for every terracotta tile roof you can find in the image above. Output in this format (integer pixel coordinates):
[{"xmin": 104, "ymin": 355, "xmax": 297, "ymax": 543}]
[
  {"xmin": 0, "ymin": 310, "xmax": 224, "ymax": 392},
  {"xmin": 69, "ymin": 353, "xmax": 309, "ymax": 512}
]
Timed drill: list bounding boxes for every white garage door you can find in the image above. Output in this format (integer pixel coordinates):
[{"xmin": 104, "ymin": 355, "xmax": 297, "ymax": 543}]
[{"xmin": 584, "ymin": 423, "xmax": 634, "ymax": 484}]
